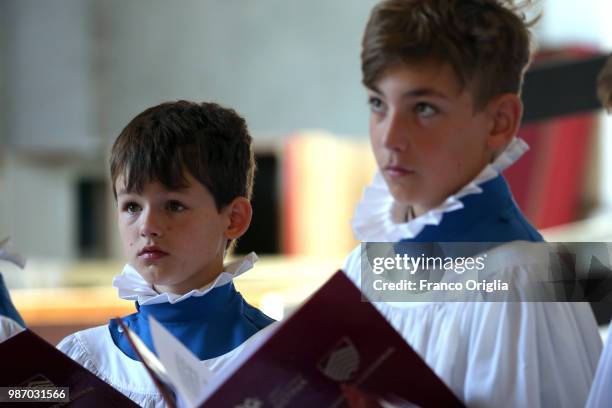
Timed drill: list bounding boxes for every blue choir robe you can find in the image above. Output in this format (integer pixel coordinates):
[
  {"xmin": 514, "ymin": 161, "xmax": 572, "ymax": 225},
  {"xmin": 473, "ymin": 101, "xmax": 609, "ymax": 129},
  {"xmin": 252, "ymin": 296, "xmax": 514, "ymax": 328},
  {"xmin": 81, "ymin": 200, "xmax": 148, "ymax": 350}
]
[
  {"xmin": 0, "ymin": 273, "xmax": 25, "ymax": 328},
  {"xmin": 0, "ymin": 273, "xmax": 24, "ymax": 342},
  {"xmin": 344, "ymin": 138, "xmax": 602, "ymax": 408},
  {"xmin": 109, "ymin": 281, "xmax": 274, "ymax": 362},
  {"xmin": 399, "ymin": 175, "xmax": 543, "ymax": 244},
  {"xmin": 0, "ymin": 242, "xmax": 26, "ymax": 341},
  {"xmin": 58, "ymin": 254, "xmax": 275, "ymax": 408}
]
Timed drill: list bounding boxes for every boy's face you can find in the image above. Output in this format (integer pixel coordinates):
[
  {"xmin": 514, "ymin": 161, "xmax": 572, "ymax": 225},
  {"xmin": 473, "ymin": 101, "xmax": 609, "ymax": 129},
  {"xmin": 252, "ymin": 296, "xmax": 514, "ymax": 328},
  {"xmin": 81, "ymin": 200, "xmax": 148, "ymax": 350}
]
[
  {"xmin": 367, "ymin": 61, "xmax": 494, "ymax": 216},
  {"xmin": 115, "ymin": 173, "xmax": 230, "ymax": 294}
]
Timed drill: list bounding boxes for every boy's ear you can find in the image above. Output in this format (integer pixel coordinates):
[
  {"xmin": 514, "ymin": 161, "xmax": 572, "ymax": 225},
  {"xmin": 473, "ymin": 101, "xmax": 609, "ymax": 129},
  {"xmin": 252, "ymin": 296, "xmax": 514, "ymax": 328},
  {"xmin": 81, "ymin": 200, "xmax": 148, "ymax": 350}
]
[
  {"xmin": 486, "ymin": 93, "xmax": 522, "ymax": 151},
  {"xmin": 223, "ymin": 197, "xmax": 252, "ymax": 240}
]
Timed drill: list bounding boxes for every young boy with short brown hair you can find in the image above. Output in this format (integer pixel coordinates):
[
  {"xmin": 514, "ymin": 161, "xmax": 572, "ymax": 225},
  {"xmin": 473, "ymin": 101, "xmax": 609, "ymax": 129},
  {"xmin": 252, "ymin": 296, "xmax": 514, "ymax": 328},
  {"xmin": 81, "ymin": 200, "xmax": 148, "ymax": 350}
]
[{"xmin": 59, "ymin": 101, "xmax": 275, "ymax": 407}]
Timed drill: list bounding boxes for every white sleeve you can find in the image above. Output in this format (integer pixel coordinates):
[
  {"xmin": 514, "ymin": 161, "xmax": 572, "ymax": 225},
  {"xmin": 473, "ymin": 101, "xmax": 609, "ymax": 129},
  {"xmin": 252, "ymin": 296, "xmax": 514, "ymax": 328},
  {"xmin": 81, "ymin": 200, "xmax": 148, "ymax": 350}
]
[
  {"xmin": 342, "ymin": 245, "xmax": 362, "ymax": 286},
  {"xmin": 374, "ymin": 298, "xmax": 601, "ymax": 407},
  {"xmin": 343, "ymin": 242, "xmax": 603, "ymax": 407},
  {"xmin": 57, "ymin": 332, "xmax": 90, "ymax": 363},
  {"xmin": 0, "ymin": 315, "xmax": 24, "ymax": 343},
  {"xmin": 587, "ymin": 327, "xmax": 612, "ymax": 408},
  {"xmin": 57, "ymin": 327, "xmax": 166, "ymax": 408},
  {"xmin": 461, "ymin": 301, "xmax": 601, "ymax": 407}
]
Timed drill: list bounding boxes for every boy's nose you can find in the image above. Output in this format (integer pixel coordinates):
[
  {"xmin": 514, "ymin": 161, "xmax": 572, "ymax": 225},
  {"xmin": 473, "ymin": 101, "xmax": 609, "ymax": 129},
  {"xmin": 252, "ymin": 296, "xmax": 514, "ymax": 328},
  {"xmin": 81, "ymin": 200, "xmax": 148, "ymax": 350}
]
[
  {"xmin": 139, "ymin": 209, "xmax": 164, "ymax": 238},
  {"xmin": 381, "ymin": 113, "xmax": 409, "ymax": 151}
]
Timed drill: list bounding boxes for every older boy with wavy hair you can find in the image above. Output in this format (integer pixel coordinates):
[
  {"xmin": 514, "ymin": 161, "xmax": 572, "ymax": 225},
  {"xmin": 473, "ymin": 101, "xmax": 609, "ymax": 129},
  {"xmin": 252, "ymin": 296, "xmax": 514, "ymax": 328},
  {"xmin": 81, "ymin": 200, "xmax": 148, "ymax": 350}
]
[
  {"xmin": 344, "ymin": 1, "xmax": 602, "ymax": 407},
  {"xmin": 59, "ymin": 101, "xmax": 275, "ymax": 407}
]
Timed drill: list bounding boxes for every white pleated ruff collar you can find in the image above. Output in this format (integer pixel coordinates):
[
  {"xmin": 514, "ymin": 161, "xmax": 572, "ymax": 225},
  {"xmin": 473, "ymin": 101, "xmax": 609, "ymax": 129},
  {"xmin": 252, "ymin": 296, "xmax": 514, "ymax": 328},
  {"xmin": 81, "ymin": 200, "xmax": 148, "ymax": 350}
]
[
  {"xmin": 351, "ymin": 137, "xmax": 528, "ymax": 242},
  {"xmin": 112, "ymin": 252, "xmax": 258, "ymax": 306}
]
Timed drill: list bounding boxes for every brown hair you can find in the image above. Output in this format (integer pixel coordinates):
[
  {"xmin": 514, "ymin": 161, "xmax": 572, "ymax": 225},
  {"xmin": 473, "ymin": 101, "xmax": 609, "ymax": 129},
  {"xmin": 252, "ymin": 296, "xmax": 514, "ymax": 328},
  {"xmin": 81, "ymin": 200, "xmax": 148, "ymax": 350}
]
[
  {"xmin": 110, "ymin": 100, "xmax": 255, "ymax": 211},
  {"xmin": 361, "ymin": 0, "xmax": 539, "ymax": 110},
  {"xmin": 598, "ymin": 55, "xmax": 612, "ymax": 111}
]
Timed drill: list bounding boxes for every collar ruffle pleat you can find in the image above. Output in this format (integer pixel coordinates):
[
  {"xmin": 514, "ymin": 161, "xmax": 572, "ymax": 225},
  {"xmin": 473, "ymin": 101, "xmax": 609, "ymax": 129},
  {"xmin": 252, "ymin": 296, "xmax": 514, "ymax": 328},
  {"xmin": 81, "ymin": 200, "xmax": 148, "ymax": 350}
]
[
  {"xmin": 351, "ymin": 137, "xmax": 529, "ymax": 242},
  {"xmin": 112, "ymin": 252, "xmax": 258, "ymax": 306}
]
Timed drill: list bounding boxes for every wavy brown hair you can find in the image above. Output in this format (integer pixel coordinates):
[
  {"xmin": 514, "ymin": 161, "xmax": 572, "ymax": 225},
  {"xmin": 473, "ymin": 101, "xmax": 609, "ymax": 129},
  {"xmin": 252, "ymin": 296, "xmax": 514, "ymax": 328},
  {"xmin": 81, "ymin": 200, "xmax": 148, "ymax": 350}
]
[{"xmin": 361, "ymin": 0, "xmax": 539, "ymax": 110}]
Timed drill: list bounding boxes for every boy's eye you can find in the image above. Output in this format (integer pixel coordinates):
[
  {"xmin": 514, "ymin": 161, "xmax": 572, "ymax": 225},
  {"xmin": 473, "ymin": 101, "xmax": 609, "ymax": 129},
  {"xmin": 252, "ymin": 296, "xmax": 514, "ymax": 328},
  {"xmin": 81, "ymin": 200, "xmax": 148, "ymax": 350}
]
[
  {"xmin": 367, "ymin": 96, "xmax": 385, "ymax": 113},
  {"xmin": 166, "ymin": 200, "xmax": 186, "ymax": 212},
  {"xmin": 124, "ymin": 202, "xmax": 142, "ymax": 214},
  {"xmin": 414, "ymin": 102, "xmax": 437, "ymax": 118}
]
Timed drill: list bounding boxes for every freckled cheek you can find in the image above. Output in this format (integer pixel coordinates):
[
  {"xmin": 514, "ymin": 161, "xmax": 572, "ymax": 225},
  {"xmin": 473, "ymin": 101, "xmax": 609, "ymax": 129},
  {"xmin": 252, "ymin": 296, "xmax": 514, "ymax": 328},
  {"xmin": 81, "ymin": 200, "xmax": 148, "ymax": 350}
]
[{"xmin": 118, "ymin": 223, "xmax": 137, "ymax": 251}]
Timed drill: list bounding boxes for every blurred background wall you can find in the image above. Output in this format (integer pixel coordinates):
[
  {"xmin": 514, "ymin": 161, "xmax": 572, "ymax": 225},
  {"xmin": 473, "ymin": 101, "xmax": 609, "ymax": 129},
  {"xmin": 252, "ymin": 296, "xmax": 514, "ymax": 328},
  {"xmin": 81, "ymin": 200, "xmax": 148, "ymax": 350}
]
[
  {"xmin": 0, "ymin": 0, "xmax": 611, "ymax": 341},
  {"xmin": 0, "ymin": 0, "xmax": 380, "ymax": 262}
]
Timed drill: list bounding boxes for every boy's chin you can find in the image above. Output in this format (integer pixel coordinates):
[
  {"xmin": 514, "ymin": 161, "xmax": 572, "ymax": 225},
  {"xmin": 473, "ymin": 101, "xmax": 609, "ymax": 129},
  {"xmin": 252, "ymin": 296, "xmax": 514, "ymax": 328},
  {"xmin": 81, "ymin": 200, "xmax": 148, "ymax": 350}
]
[
  {"xmin": 136, "ymin": 264, "xmax": 170, "ymax": 285},
  {"xmin": 386, "ymin": 186, "xmax": 420, "ymax": 206}
]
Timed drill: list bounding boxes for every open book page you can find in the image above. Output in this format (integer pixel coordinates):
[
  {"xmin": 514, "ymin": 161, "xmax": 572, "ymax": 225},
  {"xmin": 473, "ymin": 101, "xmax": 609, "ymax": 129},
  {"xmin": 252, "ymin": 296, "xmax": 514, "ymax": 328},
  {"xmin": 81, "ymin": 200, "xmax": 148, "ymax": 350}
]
[
  {"xmin": 120, "ymin": 314, "xmax": 278, "ymax": 407},
  {"xmin": 149, "ymin": 316, "xmax": 214, "ymax": 408},
  {"xmin": 116, "ymin": 319, "xmax": 177, "ymax": 408},
  {"xmin": 194, "ymin": 321, "xmax": 280, "ymax": 403}
]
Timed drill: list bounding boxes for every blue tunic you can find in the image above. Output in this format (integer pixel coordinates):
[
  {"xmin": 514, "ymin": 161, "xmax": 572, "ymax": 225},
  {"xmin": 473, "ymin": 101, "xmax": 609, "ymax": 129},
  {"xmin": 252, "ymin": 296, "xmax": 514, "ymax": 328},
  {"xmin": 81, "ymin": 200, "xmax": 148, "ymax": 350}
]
[
  {"xmin": 393, "ymin": 175, "xmax": 543, "ymax": 260},
  {"xmin": 0, "ymin": 273, "xmax": 25, "ymax": 327},
  {"xmin": 109, "ymin": 281, "xmax": 274, "ymax": 361},
  {"xmin": 401, "ymin": 175, "xmax": 543, "ymax": 244}
]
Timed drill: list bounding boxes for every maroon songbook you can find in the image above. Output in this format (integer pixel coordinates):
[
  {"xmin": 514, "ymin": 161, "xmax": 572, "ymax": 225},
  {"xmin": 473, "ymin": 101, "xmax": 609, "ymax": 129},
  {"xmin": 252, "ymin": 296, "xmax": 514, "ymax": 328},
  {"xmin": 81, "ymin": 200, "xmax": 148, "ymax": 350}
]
[
  {"xmin": 0, "ymin": 329, "xmax": 138, "ymax": 407},
  {"xmin": 195, "ymin": 271, "xmax": 464, "ymax": 408}
]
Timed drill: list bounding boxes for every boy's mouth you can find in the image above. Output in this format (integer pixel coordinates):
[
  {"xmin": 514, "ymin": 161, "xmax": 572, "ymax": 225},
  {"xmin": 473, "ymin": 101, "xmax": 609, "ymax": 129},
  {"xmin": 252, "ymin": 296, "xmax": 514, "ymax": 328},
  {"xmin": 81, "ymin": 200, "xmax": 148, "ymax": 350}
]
[
  {"xmin": 138, "ymin": 245, "xmax": 169, "ymax": 260},
  {"xmin": 383, "ymin": 165, "xmax": 415, "ymax": 178}
]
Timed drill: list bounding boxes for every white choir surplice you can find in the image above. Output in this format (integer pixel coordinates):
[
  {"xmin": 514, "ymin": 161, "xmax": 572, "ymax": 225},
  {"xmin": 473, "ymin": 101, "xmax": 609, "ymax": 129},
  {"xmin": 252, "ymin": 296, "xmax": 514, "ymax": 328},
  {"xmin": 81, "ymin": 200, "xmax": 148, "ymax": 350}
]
[
  {"xmin": 0, "ymin": 238, "xmax": 26, "ymax": 342},
  {"xmin": 0, "ymin": 315, "xmax": 23, "ymax": 343},
  {"xmin": 343, "ymin": 138, "xmax": 602, "ymax": 407},
  {"xmin": 58, "ymin": 253, "xmax": 276, "ymax": 408},
  {"xmin": 587, "ymin": 327, "xmax": 612, "ymax": 408}
]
